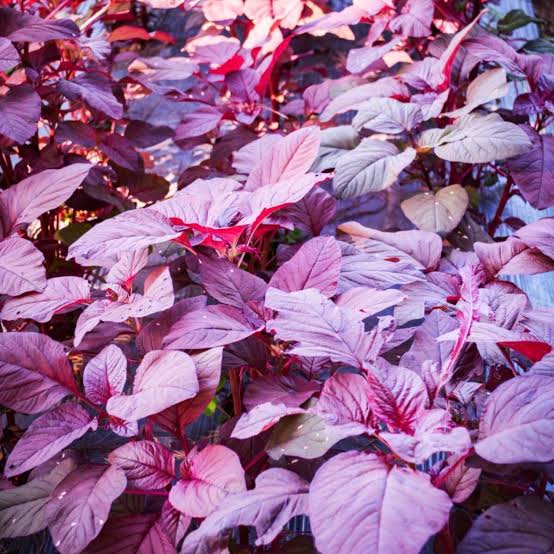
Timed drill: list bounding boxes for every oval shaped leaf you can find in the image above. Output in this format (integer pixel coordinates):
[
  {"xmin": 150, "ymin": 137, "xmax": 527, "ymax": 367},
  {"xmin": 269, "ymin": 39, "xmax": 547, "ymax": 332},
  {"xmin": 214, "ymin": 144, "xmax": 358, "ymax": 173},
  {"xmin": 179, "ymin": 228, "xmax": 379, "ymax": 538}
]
[{"xmin": 83, "ymin": 344, "xmax": 127, "ymax": 405}]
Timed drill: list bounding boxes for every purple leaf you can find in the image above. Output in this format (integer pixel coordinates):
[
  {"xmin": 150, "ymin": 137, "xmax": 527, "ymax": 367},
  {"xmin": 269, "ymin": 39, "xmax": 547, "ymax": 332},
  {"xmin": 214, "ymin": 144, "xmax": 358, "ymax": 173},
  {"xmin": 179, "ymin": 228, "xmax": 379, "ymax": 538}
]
[
  {"xmin": 83, "ymin": 345, "xmax": 127, "ymax": 405},
  {"xmin": 269, "ymin": 236, "xmax": 342, "ymax": 297},
  {"xmin": 4, "ymin": 403, "xmax": 98, "ymax": 477},
  {"xmin": 83, "ymin": 513, "xmax": 177, "ymax": 554},
  {"xmin": 175, "ymin": 106, "xmax": 223, "ymax": 140},
  {"xmin": 243, "ymin": 373, "xmax": 319, "ymax": 411},
  {"xmin": 58, "ymin": 73, "xmax": 123, "ymax": 119},
  {"xmin": 169, "ymin": 445, "xmax": 246, "ymax": 518},
  {"xmin": 108, "ymin": 440, "xmax": 175, "ymax": 489},
  {"xmin": 1, "ymin": 276, "xmax": 90, "ymax": 322},
  {"xmin": 265, "ymin": 287, "xmax": 381, "ymax": 369},
  {"xmin": 0, "ymin": 7, "xmax": 79, "ymax": 41},
  {"xmin": 0, "ymin": 458, "xmax": 75, "ymax": 538},
  {"xmin": 309, "ymin": 452, "xmax": 452, "ymax": 554},
  {"xmin": 232, "ymin": 402, "xmax": 306, "ymax": 439},
  {"xmin": 0, "ymin": 332, "xmax": 77, "ymax": 414},
  {"xmin": 0, "ymin": 37, "xmax": 20, "ymax": 71},
  {"xmin": 507, "ymin": 128, "xmax": 554, "ymax": 210},
  {"xmin": 46, "ymin": 465, "xmax": 127, "ymax": 554},
  {"xmin": 154, "ymin": 347, "xmax": 223, "ymax": 431},
  {"xmin": 458, "ymin": 497, "xmax": 554, "ymax": 554},
  {"xmin": 106, "ymin": 350, "xmax": 198, "ymax": 421},
  {"xmin": 181, "ymin": 468, "xmax": 309, "ymax": 552},
  {"xmin": 164, "ymin": 304, "xmax": 262, "ymax": 350},
  {"xmin": 245, "ymin": 126, "xmax": 321, "ymax": 190},
  {"xmin": 475, "ymin": 374, "xmax": 554, "ymax": 464},
  {"xmin": 198, "ymin": 254, "xmax": 267, "ymax": 309},
  {"xmin": 281, "ymin": 187, "xmax": 336, "ymax": 236},
  {"xmin": 137, "ymin": 296, "xmax": 208, "ymax": 353},
  {"xmin": 0, "ymin": 84, "xmax": 41, "ymax": 144},
  {"xmin": 0, "ymin": 237, "xmax": 46, "ymax": 296},
  {"xmin": 0, "ymin": 164, "xmax": 91, "ymax": 235},
  {"xmin": 68, "ymin": 209, "xmax": 180, "ymax": 266},
  {"xmin": 515, "ymin": 217, "xmax": 554, "ymax": 260}
]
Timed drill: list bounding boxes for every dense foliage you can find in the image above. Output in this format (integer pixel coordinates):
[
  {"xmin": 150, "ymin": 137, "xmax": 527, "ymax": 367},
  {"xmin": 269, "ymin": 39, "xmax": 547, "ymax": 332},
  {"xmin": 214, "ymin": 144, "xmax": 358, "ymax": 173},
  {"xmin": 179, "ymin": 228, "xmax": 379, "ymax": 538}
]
[{"xmin": 0, "ymin": 0, "xmax": 553, "ymax": 552}]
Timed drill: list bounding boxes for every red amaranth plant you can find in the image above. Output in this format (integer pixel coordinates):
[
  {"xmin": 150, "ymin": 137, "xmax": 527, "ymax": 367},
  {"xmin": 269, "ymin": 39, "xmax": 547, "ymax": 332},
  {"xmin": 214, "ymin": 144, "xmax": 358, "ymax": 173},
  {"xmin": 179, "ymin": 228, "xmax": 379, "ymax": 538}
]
[{"xmin": 0, "ymin": 0, "xmax": 553, "ymax": 552}]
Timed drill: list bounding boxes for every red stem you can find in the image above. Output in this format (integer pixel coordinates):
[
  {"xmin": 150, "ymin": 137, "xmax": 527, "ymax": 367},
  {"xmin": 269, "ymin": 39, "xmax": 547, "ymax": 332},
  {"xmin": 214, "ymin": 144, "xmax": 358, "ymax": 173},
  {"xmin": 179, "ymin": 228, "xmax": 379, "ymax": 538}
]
[{"xmin": 488, "ymin": 176, "xmax": 513, "ymax": 236}]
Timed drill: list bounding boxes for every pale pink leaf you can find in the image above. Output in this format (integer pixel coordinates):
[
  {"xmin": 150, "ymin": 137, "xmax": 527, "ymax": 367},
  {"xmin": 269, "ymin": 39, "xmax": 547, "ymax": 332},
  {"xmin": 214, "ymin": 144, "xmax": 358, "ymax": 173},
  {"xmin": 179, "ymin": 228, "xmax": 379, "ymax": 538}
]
[
  {"xmin": 309, "ymin": 452, "xmax": 452, "ymax": 554},
  {"xmin": 106, "ymin": 350, "xmax": 199, "ymax": 421},
  {"xmin": 1, "ymin": 276, "xmax": 90, "ymax": 323},
  {"xmin": 169, "ymin": 445, "xmax": 246, "ymax": 518},
  {"xmin": 245, "ymin": 127, "xmax": 321, "ymax": 190},
  {"xmin": 0, "ymin": 236, "xmax": 46, "ymax": 296},
  {"xmin": 0, "ymin": 164, "xmax": 91, "ymax": 234},
  {"xmin": 475, "ymin": 374, "xmax": 554, "ymax": 464},
  {"xmin": 231, "ymin": 402, "xmax": 306, "ymax": 439}
]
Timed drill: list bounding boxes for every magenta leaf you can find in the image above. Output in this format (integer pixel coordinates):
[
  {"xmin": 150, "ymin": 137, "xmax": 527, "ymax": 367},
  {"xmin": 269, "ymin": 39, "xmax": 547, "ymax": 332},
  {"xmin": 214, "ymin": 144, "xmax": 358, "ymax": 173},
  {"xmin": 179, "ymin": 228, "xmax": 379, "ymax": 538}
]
[
  {"xmin": 475, "ymin": 374, "xmax": 554, "ymax": 464},
  {"xmin": 0, "ymin": 458, "xmax": 75, "ymax": 539},
  {"xmin": 458, "ymin": 497, "xmax": 554, "ymax": 554},
  {"xmin": 0, "ymin": 84, "xmax": 41, "ymax": 143},
  {"xmin": 0, "ymin": 332, "xmax": 77, "ymax": 414},
  {"xmin": 108, "ymin": 440, "xmax": 175, "ymax": 489},
  {"xmin": 389, "ymin": 0, "xmax": 433, "ymax": 37},
  {"xmin": 439, "ymin": 455, "xmax": 481, "ymax": 504},
  {"xmin": 0, "ymin": 236, "xmax": 46, "ymax": 296},
  {"xmin": 169, "ymin": 445, "xmax": 246, "ymax": 518},
  {"xmin": 365, "ymin": 361, "xmax": 428, "ymax": 432},
  {"xmin": 4, "ymin": 403, "xmax": 98, "ymax": 477},
  {"xmin": 198, "ymin": 254, "xmax": 267, "ymax": 309},
  {"xmin": 309, "ymin": 452, "xmax": 452, "ymax": 554},
  {"xmin": 0, "ymin": 164, "xmax": 91, "ymax": 235},
  {"xmin": 269, "ymin": 236, "xmax": 342, "ymax": 297},
  {"xmin": 83, "ymin": 514, "xmax": 177, "ymax": 554},
  {"xmin": 164, "ymin": 304, "xmax": 263, "ymax": 350},
  {"xmin": 46, "ymin": 464, "xmax": 127, "ymax": 554},
  {"xmin": 515, "ymin": 217, "xmax": 554, "ymax": 260},
  {"xmin": 1, "ymin": 276, "xmax": 90, "ymax": 322},
  {"xmin": 335, "ymin": 287, "xmax": 407, "ymax": 319},
  {"xmin": 83, "ymin": 344, "xmax": 127, "ymax": 405},
  {"xmin": 181, "ymin": 468, "xmax": 309, "ymax": 551},
  {"xmin": 312, "ymin": 372, "xmax": 373, "ymax": 435},
  {"xmin": 281, "ymin": 187, "xmax": 336, "ymax": 236},
  {"xmin": 107, "ymin": 350, "xmax": 198, "ymax": 421}
]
